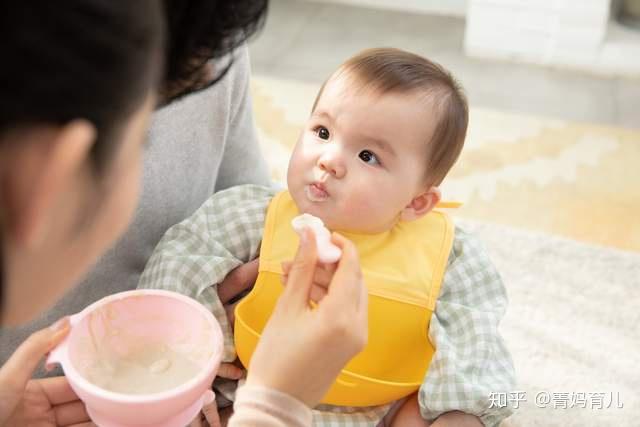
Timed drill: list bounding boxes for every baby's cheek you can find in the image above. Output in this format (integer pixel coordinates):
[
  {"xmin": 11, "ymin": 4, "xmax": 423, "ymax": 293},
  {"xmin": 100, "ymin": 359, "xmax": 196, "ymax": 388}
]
[
  {"xmin": 343, "ymin": 194, "xmax": 382, "ymax": 220},
  {"xmin": 287, "ymin": 153, "xmax": 307, "ymax": 185}
]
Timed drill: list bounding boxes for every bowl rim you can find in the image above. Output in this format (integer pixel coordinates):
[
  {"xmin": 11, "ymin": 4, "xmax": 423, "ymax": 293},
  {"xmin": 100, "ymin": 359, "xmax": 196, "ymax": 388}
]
[{"xmin": 62, "ymin": 289, "xmax": 223, "ymax": 404}]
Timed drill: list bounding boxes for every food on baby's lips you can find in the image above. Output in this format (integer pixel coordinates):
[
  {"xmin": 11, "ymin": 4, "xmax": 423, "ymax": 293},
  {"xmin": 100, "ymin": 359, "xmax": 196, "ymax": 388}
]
[{"xmin": 292, "ymin": 213, "xmax": 342, "ymax": 263}]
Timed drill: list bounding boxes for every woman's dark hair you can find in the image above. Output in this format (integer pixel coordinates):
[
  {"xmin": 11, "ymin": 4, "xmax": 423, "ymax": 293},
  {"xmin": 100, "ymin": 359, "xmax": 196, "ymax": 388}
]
[
  {"xmin": 0, "ymin": 0, "xmax": 164, "ymax": 307},
  {"xmin": 0, "ymin": 0, "xmax": 165, "ymax": 171},
  {"xmin": 161, "ymin": 0, "xmax": 268, "ymax": 103}
]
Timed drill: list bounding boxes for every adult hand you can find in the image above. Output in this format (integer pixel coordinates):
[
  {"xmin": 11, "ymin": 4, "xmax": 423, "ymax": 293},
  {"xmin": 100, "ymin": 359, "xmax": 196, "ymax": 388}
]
[
  {"xmin": 0, "ymin": 318, "xmax": 94, "ymax": 426},
  {"xmin": 245, "ymin": 228, "xmax": 368, "ymax": 407},
  {"xmin": 281, "ymin": 260, "xmax": 336, "ymax": 303},
  {"xmin": 218, "ymin": 259, "xmax": 259, "ymax": 324}
]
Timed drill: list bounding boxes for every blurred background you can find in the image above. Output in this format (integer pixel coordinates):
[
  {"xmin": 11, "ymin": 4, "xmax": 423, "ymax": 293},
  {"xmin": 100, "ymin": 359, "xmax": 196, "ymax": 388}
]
[
  {"xmin": 247, "ymin": 1, "xmax": 640, "ymax": 426},
  {"xmin": 250, "ymin": 0, "xmax": 639, "ymax": 127}
]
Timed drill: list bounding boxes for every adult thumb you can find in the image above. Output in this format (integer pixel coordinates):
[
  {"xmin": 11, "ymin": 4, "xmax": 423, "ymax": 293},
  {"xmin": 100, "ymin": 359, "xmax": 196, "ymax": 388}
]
[{"xmin": 0, "ymin": 317, "xmax": 70, "ymax": 395}]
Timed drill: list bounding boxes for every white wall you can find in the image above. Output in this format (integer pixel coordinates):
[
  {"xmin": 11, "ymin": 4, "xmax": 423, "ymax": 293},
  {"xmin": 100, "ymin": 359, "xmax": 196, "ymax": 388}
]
[
  {"xmin": 300, "ymin": 0, "xmax": 640, "ymax": 76},
  {"xmin": 464, "ymin": 0, "xmax": 640, "ymax": 76},
  {"xmin": 299, "ymin": 0, "xmax": 468, "ymax": 17}
]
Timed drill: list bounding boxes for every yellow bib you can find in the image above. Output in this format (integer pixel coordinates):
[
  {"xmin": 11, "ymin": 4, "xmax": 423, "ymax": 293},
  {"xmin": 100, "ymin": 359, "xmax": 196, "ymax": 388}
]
[{"xmin": 234, "ymin": 191, "xmax": 455, "ymax": 406}]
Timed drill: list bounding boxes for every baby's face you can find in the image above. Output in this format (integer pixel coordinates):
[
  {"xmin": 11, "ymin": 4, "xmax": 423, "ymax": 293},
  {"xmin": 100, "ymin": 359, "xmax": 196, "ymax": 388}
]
[{"xmin": 287, "ymin": 73, "xmax": 437, "ymax": 233}]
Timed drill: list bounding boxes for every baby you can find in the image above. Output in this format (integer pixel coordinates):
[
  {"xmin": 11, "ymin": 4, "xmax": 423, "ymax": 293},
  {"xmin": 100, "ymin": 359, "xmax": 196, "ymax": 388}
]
[{"xmin": 139, "ymin": 48, "xmax": 515, "ymax": 426}]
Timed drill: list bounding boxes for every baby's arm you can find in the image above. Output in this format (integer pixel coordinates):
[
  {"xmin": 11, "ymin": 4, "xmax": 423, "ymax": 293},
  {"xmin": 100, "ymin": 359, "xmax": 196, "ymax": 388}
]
[
  {"xmin": 417, "ymin": 226, "xmax": 516, "ymax": 427},
  {"xmin": 138, "ymin": 184, "xmax": 275, "ymax": 362}
]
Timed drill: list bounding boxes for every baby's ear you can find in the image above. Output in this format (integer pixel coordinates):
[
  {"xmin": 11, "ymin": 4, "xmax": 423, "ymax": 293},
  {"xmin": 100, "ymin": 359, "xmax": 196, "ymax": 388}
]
[{"xmin": 400, "ymin": 187, "xmax": 441, "ymax": 222}]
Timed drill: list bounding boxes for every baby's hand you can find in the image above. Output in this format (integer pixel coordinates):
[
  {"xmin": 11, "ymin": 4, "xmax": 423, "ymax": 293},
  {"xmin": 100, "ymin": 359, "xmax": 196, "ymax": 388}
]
[
  {"xmin": 192, "ymin": 397, "xmax": 221, "ymax": 427},
  {"xmin": 191, "ymin": 364, "xmax": 244, "ymax": 426},
  {"xmin": 217, "ymin": 259, "xmax": 259, "ymax": 325},
  {"xmin": 292, "ymin": 214, "xmax": 341, "ymax": 263}
]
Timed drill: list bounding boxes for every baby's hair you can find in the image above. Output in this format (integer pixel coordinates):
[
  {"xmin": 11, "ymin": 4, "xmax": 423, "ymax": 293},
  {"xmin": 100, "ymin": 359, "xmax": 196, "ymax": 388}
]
[{"xmin": 313, "ymin": 48, "xmax": 468, "ymax": 186}]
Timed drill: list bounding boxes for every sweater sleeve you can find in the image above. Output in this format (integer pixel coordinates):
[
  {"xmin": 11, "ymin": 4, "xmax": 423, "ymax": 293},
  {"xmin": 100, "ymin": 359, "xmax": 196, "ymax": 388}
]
[
  {"xmin": 137, "ymin": 184, "xmax": 276, "ymax": 362},
  {"xmin": 228, "ymin": 384, "xmax": 312, "ymax": 427},
  {"xmin": 419, "ymin": 226, "xmax": 516, "ymax": 426},
  {"xmin": 214, "ymin": 46, "xmax": 271, "ymax": 192}
]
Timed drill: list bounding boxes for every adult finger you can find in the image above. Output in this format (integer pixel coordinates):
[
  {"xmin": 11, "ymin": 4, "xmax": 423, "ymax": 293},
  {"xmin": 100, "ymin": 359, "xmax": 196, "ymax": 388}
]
[
  {"xmin": 279, "ymin": 228, "xmax": 318, "ymax": 308},
  {"xmin": 324, "ymin": 234, "xmax": 365, "ymax": 308},
  {"xmin": 217, "ymin": 363, "xmax": 244, "ymax": 380},
  {"xmin": 218, "ymin": 259, "xmax": 259, "ymax": 304},
  {"xmin": 279, "ymin": 261, "xmax": 292, "ymax": 286},
  {"xmin": 314, "ymin": 263, "xmax": 336, "ymax": 288},
  {"xmin": 281, "ymin": 273, "xmax": 327, "ymax": 303},
  {"xmin": 308, "ymin": 283, "xmax": 328, "ymax": 303},
  {"xmin": 67, "ymin": 423, "xmax": 97, "ymax": 427},
  {"xmin": 54, "ymin": 400, "xmax": 89, "ymax": 426},
  {"xmin": 0, "ymin": 318, "xmax": 70, "ymax": 395},
  {"xmin": 282, "ymin": 261, "xmax": 329, "ymax": 303},
  {"xmin": 322, "ymin": 233, "xmax": 368, "ymax": 353},
  {"xmin": 284, "ymin": 261, "xmax": 335, "ymax": 288},
  {"xmin": 281, "ymin": 261, "xmax": 292, "ymax": 275},
  {"xmin": 354, "ymin": 270, "xmax": 369, "ymax": 338},
  {"xmin": 38, "ymin": 376, "xmax": 79, "ymax": 405}
]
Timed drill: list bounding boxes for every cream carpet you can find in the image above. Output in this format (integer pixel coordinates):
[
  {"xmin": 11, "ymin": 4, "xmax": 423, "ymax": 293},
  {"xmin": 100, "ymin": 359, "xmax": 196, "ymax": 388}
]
[
  {"xmin": 464, "ymin": 220, "xmax": 639, "ymax": 426},
  {"xmin": 251, "ymin": 75, "xmax": 640, "ymax": 426}
]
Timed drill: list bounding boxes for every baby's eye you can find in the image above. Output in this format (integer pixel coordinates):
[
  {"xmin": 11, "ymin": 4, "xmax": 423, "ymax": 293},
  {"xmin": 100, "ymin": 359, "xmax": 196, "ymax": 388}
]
[
  {"xmin": 316, "ymin": 126, "xmax": 330, "ymax": 140},
  {"xmin": 358, "ymin": 150, "xmax": 379, "ymax": 165}
]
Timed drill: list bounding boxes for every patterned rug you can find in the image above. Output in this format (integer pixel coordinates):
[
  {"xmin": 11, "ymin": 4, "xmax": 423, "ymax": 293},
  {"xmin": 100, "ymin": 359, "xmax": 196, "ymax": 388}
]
[
  {"xmin": 251, "ymin": 75, "xmax": 640, "ymax": 253},
  {"xmin": 251, "ymin": 75, "xmax": 640, "ymax": 426}
]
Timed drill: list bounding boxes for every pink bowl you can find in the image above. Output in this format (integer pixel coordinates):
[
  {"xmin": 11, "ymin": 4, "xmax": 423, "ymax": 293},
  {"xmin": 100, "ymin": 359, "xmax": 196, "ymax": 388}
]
[{"xmin": 47, "ymin": 290, "xmax": 223, "ymax": 427}]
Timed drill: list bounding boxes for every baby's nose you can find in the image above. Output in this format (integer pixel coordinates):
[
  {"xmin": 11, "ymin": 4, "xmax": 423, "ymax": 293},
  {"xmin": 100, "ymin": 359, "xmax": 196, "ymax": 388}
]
[{"xmin": 318, "ymin": 152, "xmax": 346, "ymax": 178}]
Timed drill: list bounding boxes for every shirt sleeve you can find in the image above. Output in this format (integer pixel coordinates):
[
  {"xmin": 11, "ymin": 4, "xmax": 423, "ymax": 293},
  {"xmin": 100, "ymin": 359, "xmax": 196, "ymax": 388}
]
[
  {"xmin": 229, "ymin": 384, "xmax": 312, "ymax": 427},
  {"xmin": 214, "ymin": 46, "xmax": 271, "ymax": 192},
  {"xmin": 418, "ymin": 226, "xmax": 516, "ymax": 427},
  {"xmin": 137, "ymin": 184, "xmax": 276, "ymax": 362}
]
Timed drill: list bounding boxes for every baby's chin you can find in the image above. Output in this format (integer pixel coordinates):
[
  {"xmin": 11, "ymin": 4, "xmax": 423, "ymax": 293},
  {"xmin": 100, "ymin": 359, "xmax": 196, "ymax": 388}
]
[
  {"xmin": 294, "ymin": 205, "xmax": 377, "ymax": 234},
  {"xmin": 291, "ymin": 194, "xmax": 337, "ymax": 228},
  {"xmin": 323, "ymin": 219, "xmax": 392, "ymax": 235},
  {"xmin": 293, "ymin": 199, "xmax": 331, "ymax": 225}
]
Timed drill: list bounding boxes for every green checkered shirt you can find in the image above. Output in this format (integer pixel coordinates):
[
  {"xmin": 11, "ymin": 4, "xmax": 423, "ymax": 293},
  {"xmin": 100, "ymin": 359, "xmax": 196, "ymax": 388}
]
[{"xmin": 138, "ymin": 185, "xmax": 515, "ymax": 426}]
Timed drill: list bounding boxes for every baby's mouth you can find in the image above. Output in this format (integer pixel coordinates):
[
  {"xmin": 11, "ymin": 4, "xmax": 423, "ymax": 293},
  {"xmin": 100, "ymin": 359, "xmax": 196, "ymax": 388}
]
[{"xmin": 305, "ymin": 183, "xmax": 329, "ymax": 202}]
